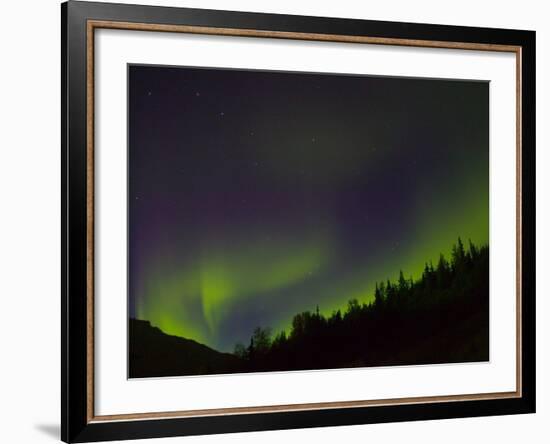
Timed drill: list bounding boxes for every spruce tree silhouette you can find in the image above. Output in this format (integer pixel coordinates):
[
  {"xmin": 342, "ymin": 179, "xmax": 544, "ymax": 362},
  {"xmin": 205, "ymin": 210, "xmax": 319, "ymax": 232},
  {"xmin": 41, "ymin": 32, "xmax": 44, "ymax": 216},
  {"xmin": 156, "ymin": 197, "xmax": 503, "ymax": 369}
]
[{"xmin": 235, "ymin": 239, "xmax": 489, "ymax": 373}]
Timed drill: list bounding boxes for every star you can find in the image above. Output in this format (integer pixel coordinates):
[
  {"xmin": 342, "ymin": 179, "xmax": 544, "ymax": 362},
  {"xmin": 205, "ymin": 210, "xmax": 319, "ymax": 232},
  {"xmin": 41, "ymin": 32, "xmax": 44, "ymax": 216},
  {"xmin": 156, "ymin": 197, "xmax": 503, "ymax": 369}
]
[
  {"xmin": 220, "ymin": 111, "xmax": 225, "ymax": 117},
  {"xmin": 195, "ymin": 91, "xmax": 201, "ymax": 97},
  {"xmin": 147, "ymin": 91, "xmax": 152, "ymax": 96},
  {"xmin": 311, "ymin": 137, "xmax": 316, "ymax": 143}
]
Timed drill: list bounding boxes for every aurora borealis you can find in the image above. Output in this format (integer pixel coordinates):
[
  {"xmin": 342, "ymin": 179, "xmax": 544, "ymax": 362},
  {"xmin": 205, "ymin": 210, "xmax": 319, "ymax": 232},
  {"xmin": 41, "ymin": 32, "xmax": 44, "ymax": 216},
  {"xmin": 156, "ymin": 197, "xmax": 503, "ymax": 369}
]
[{"xmin": 128, "ymin": 65, "xmax": 489, "ymax": 352}]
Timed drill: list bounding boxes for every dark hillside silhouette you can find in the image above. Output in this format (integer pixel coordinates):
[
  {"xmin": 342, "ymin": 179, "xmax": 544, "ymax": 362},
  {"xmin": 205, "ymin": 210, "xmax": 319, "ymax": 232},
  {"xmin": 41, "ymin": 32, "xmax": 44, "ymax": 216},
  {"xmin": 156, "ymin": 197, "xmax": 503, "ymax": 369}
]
[
  {"xmin": 129, "ymin": 239, "xmax": 488, "ymax": 378},
  {"xmin": 129, "ymin": 319, "xmax": 242, "ymax": 378}
]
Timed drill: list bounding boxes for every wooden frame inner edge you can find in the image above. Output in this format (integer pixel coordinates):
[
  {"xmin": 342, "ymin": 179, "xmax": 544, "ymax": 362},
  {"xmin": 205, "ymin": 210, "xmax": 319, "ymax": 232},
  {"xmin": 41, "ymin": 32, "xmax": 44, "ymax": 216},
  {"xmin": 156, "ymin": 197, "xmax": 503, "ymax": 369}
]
[{"xmin": 85, "ymin": 19, "xmax": 523, "ymax": 423}]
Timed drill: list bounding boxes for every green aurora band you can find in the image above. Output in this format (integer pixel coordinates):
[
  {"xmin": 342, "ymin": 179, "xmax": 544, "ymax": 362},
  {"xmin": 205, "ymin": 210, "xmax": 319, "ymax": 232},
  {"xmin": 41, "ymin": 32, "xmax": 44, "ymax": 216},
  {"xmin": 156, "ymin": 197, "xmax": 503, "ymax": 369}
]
[{"xmin": 134, "ymin": 173, "xmax": 488, "ymax": 351}]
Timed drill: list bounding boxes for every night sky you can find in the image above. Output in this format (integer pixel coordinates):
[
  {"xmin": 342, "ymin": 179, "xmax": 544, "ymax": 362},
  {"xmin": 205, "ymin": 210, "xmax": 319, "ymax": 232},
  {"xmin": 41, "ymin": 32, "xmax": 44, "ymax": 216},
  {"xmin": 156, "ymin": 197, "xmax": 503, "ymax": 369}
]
[{"xmin": 128, "ymin": 64, "xmax": 489, "ymax": 352}]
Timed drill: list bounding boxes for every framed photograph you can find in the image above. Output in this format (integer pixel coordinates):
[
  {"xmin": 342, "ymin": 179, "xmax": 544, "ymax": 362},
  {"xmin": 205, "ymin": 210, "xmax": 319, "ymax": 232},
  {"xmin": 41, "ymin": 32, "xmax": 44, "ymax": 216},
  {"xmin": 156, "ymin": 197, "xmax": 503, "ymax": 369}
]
[{"xmin": 61, "ymin": 1, "xmax": 536, "ymax": 442}]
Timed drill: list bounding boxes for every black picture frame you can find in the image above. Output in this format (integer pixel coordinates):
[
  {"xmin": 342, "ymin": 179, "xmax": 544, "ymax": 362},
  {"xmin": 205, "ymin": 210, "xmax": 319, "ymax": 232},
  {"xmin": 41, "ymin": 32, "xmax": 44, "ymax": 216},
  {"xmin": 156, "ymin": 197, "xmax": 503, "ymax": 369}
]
[{"xmin": 61, "ymin": 1, "xmax": 536, "ymax": 442}]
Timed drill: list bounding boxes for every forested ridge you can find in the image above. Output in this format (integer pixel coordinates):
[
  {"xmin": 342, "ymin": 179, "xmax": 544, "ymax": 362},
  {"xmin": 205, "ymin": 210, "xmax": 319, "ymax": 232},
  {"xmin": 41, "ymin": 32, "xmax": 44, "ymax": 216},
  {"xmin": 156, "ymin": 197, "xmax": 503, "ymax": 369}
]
[{"xmin": 233, "ymin": 238, "xmax": 489, "ymax": 372}]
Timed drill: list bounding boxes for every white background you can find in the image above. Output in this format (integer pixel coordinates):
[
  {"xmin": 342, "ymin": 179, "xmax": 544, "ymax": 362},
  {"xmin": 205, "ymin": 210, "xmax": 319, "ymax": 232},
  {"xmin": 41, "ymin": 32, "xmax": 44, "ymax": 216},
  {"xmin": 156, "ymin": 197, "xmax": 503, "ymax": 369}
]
[
  {"xmin": 0, "ymin": 0, "xmax": 547, "ymax": 443},
  {"xmin": 95, "ymin": 28, "xmax": 517, "ymax": 415}
]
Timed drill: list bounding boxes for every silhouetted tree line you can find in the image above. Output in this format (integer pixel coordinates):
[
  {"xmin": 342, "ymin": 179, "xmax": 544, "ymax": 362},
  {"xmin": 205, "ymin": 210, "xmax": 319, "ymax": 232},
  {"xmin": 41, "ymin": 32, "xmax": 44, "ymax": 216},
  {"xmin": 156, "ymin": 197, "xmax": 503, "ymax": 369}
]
[{"xmin": 233, "ymin": 238, "xmax": 489, "ymax": 371}]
